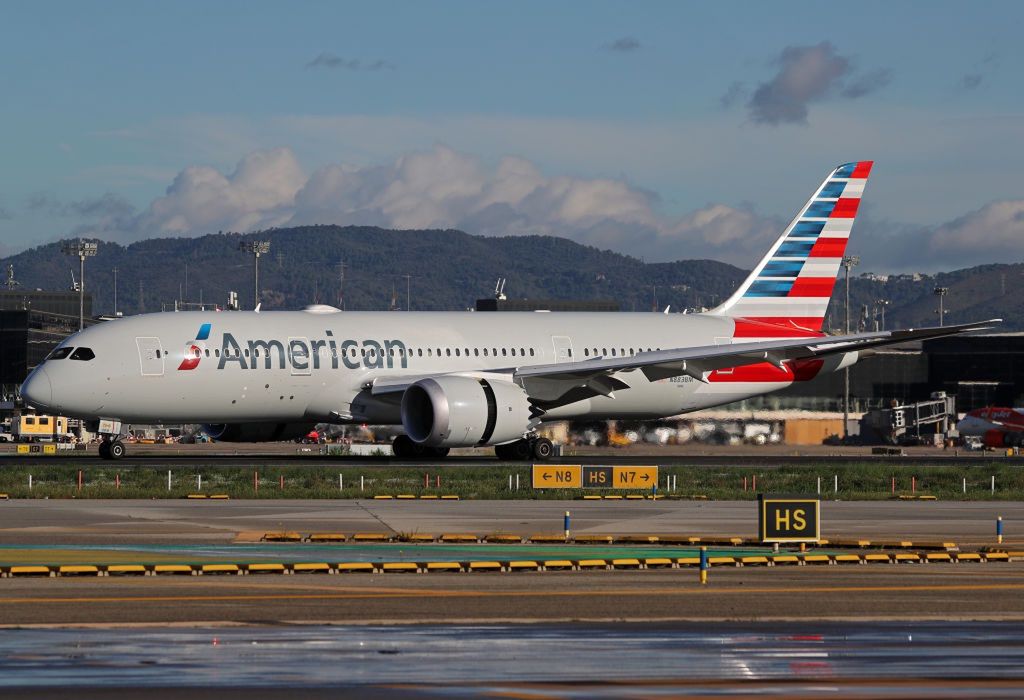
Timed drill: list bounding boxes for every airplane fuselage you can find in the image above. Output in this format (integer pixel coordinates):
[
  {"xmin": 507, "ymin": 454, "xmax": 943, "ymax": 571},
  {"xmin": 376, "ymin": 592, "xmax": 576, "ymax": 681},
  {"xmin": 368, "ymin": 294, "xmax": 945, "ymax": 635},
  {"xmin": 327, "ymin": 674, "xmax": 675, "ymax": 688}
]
[{"xmin": 25, "ymin": 308, "xmax": 839, "ymax": 426}]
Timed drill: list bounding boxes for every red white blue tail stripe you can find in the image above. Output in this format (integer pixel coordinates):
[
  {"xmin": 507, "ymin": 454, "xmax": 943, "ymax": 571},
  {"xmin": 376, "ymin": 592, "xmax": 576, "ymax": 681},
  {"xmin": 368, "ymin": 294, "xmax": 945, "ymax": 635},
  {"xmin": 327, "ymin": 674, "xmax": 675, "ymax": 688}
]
[{"xmin": 710, "ymin": 161, "xmax": 872, "ymax": 338}]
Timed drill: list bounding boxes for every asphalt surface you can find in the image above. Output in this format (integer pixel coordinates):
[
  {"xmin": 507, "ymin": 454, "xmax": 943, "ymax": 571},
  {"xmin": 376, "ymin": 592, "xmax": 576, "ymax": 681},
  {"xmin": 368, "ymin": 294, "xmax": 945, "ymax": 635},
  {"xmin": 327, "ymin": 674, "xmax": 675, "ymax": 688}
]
[
  {"xmin": 5, "ymin": 621, "xmax": 1024, "ymax": 699},
  {"xmin": 2, "ymin": 441, "xmax": 1019, "ymax": 467},
  {"xmin": 0, "ymin": 498, "xmax": 1020, "ymax": 545},
  {"xmin": 2, "ymin": 565, "xmax": 1024, "ymax": 626}
]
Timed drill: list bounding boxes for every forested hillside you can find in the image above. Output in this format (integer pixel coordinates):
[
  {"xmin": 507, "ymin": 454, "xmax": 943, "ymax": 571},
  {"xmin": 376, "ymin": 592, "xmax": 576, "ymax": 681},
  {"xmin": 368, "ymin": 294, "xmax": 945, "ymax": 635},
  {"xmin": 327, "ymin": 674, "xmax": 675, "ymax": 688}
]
[{"xmin": 2, "ymin": 226, "xmax": 1021, "ymax": 331}]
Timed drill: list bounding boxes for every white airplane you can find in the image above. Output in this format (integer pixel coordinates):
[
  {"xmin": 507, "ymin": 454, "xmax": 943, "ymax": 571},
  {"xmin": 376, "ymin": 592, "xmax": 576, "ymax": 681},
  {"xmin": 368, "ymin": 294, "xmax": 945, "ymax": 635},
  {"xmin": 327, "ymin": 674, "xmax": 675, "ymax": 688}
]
[{"xmin": 20, "ymin": 161, "xmax": 996, "ymax": 460}]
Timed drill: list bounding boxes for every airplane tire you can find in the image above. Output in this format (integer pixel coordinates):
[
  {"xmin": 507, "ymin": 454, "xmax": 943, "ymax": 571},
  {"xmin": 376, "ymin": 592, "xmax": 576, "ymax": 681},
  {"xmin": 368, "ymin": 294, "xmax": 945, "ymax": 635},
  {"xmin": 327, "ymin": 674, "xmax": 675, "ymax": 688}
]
[
  {"xmin": 531, "ymin": 438, "xmax": 554, "ymax": 461},
  {"xmin": 496, "ymin": 439, "xmax": 531, "ymax": 461},
  {"xmin": 108, "ymin": 440, "xmax": 126, "ymax": 460},
  {"xmin": 98, "ymin": 441, "xmax": 111, "ymax": 460},
  {"xmin": 392, "ymin": 435, "xmax": 416, "ymax": 459}
]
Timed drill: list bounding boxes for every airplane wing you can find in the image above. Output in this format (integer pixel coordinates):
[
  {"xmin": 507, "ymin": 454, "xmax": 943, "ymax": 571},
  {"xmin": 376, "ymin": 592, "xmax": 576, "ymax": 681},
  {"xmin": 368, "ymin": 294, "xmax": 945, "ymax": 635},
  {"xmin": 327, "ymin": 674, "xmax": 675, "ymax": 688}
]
[{"xmin": 369, "ymin": 319, "xmax": 999, "ymax": 404}]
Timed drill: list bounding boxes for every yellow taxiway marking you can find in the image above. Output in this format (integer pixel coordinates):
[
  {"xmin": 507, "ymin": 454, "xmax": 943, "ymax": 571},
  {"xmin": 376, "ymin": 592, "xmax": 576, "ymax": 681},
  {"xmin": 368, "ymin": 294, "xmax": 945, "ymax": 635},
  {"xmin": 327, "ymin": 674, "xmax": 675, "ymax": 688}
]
[{"xmin": 2, "ymin": 582, "xmax": 1024, "ymax": 605}]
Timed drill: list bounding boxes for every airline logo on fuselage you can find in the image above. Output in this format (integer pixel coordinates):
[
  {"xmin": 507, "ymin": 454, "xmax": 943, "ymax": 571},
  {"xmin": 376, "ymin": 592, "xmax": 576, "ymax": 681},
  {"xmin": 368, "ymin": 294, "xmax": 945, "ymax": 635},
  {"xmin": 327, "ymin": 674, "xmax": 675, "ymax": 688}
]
[
  {"xmin": 177, "ymin": 322, "xmax": 212, "ymax": 371},
  {"xmin": 216, "ymin": 331, "xmax": 408, "ymax": 371}
]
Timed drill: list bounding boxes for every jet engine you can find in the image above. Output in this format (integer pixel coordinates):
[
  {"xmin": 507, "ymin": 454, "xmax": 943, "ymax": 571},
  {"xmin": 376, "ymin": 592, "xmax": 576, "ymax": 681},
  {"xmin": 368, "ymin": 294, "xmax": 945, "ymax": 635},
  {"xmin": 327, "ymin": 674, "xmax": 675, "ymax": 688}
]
[
  {"xmin": 401, "ymin": 376, "xmax": 533, "ymax": 447},
  {"xmin": 201, "ymin": 422, "xmax": 315, "ymax": 443}
]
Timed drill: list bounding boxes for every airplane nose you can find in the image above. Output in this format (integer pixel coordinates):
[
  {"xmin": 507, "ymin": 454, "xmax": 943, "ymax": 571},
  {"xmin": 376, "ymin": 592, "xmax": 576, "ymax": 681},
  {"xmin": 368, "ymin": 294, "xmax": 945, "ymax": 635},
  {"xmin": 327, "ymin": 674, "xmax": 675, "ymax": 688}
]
[{"xmin": 21, "ymin": 367, "xmax": 52, "ymax": 410}]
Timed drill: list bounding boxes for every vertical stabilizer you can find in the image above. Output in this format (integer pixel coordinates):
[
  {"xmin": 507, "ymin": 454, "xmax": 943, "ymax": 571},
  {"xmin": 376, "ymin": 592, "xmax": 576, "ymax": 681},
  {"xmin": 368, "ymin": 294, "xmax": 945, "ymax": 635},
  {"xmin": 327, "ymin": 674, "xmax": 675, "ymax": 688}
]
[{"xmin": 709, "ymin": 161, "xmax": 872, "ymax": 336}]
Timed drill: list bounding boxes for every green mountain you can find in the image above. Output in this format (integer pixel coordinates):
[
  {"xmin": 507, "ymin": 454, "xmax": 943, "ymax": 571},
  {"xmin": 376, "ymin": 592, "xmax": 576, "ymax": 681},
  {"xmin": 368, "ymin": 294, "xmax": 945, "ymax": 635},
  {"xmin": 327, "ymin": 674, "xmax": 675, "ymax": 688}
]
[{"xmin": 2, "ymin": 226, "xmax": 1020, "ymax": 331}]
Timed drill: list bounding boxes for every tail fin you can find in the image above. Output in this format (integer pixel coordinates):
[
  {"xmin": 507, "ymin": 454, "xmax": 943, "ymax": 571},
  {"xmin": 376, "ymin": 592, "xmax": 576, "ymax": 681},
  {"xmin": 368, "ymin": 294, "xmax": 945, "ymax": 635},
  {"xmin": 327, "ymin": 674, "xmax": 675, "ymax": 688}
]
[{"xmin": 709, "ymin": 161, "xmax": 872, "ymax": 335}]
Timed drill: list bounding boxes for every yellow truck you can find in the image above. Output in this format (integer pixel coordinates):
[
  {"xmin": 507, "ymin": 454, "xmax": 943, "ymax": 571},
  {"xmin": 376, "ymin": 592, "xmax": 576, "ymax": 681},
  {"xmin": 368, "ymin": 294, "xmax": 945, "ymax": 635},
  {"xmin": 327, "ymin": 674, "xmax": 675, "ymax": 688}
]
[{"xmin": 13, "ymin": 415, "xmax": 71, "ymax": 443}]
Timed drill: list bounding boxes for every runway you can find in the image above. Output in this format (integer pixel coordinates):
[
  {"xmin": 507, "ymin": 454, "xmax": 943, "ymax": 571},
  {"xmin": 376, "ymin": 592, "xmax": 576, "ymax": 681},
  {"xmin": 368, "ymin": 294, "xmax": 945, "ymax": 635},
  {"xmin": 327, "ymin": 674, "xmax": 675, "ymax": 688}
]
[
  {"xmin": 2, "ymin": 441, "xmax": 1019, "ymax": 468},
  {"xmin": 0, "ymin": 498, "xmax": 1019, "ymax": 545},
  {"xmin": 2, "ymin": 565, "xmax": 1024, "ymax": 626},
  {"xmin": 4, "ymin": 620, "xmax": 1024, "ymax": 699}
]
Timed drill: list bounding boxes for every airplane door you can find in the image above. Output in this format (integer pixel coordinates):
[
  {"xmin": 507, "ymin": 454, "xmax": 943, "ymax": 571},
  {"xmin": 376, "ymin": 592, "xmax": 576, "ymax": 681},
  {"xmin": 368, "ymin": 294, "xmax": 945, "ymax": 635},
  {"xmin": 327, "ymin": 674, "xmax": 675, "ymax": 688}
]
[
  {"xmin": 551, "ymin": 335, "xmax": 574, "ymax": 363},
  {"xmin": 136, "ymin": 337, "xmax": 165, "ymax": 377},
  {"xmin": 288, "ymin": 337, "xmax": 312, "ymax": 376}
]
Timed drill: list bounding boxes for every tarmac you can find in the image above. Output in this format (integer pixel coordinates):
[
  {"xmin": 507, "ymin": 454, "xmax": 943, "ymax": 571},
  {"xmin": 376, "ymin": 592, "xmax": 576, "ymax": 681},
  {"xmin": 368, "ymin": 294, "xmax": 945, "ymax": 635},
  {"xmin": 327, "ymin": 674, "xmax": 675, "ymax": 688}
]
[
  {"xmin": 2, "ymin": 440, "xmax": 1020, "ymax": 467},
  {"xmin": 0, "ymin": 498, "xmax": 1019, "ymax": 546}
]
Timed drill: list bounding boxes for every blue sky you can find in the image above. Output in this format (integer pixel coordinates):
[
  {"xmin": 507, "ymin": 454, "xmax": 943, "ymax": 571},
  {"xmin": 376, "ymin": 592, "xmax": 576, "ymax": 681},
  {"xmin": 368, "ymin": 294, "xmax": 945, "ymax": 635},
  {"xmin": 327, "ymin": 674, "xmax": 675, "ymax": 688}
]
[{"xmin": 2, "ymin": 1, "xmax": 1022, "ymax": 271}]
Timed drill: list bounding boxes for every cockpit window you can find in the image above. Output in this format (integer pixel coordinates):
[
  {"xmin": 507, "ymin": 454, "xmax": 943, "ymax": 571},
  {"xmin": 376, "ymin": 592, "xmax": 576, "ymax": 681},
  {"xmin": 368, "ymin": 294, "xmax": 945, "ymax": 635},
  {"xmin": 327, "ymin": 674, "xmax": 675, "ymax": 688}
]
[
  {"xmin": 47, "ymin": 347, "xmax": 73, "ymax": 360},
  {"xmin": 69, "ymin": 347, "xmax": 95, "ymax": 361}
]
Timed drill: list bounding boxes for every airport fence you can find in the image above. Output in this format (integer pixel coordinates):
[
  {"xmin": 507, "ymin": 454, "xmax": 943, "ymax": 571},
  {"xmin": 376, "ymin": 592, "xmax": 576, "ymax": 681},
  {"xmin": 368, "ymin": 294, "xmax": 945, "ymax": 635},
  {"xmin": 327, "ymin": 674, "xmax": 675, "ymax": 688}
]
[{"xmin": 1, "ymin": 462, "xmax": 1024, "ymax": 500}]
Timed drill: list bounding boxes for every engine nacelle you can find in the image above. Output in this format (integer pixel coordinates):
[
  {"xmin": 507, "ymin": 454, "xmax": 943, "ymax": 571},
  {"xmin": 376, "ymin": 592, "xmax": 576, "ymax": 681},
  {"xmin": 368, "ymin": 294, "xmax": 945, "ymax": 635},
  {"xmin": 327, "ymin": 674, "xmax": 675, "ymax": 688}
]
[
  {"xmin": 201, "ymin": 422, "xmax": 315, "ymax": 443},
  {"xmin": 401, "ymin": 376, "xmax": 533, "ymax": 447}
]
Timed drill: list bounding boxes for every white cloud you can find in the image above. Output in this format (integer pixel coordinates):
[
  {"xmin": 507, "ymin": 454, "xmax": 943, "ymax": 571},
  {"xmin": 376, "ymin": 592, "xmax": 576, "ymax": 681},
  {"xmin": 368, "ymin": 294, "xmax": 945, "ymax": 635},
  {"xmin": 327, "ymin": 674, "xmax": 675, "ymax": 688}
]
[{"xmin": 34, "ymin": 144, "xmax": 1024, "ymax": 273}]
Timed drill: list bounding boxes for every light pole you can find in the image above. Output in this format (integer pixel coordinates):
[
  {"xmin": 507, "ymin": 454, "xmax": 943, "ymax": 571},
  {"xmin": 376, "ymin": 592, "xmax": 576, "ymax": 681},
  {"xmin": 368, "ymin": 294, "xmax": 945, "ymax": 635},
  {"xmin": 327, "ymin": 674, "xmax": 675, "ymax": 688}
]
[
  {"xmin": 934, "ymin": 287, "xmax": 948, "ymax": 327},
  {"xmin": 238, "ymin": 240, "xmax": 270, "ymax": 309},
  {"xmin": 841, "ymin": 255, "xmax": 859, "ymax": 441},
  {"xmin": 61, "ymin": 239, "xmax": 98, "ymax": 330},
  {"xmin": 875, "ymin": 299, "xmax": 889, "ymax": 331}
]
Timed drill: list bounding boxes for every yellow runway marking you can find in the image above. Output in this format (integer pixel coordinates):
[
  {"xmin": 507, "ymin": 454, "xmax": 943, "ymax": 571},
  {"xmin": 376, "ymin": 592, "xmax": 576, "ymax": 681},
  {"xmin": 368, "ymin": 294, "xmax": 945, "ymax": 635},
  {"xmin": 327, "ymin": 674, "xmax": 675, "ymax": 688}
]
[{"xmin": 3, "ymin": 582, "xmax": 1024, "ymax": 606}]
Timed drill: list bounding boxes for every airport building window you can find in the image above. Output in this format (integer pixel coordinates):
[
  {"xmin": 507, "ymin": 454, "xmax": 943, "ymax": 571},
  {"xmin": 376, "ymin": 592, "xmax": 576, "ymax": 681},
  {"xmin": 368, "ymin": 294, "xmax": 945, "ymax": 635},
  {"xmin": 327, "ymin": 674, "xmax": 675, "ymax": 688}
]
[
  {"xmin": 47, "ymin": 347, "xmax": 73, "ymax": 360},
  {"xmin": 25, "ymin": 417, "xmax": 34, "ymax": 425},
  {"xmin": 40, "ymin": 417, "xmax": 49, "ymax": 425}
]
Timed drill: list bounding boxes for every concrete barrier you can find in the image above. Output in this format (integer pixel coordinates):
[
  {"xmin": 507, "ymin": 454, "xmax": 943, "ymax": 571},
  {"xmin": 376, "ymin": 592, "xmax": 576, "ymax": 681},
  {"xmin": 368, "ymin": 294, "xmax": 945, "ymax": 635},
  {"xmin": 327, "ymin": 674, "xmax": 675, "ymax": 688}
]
[
  {"xmin": 246, "ymin": 563, "xmax": 287, "ymax": 574},
  {"xmin": 507, "ymin": 560, "xmax": 541, "ymax": 571},
  {"xmin": 58, "ymin": 565, "xmax": 101, "ymax": 577},
  {"xmin": 440, "ymin": 534, "xmax": 478, "ymax": 543},
  {"xmin": 380, "ymin": 562, "xmax": 419, "ymax": 573},
  {"xmin": 7, "ymin": 566, "xmax": 53, "ymax": 577},
  {"xmin": 425, "ymin": 562, "xmax": 462, "ymax": 572},
  {"xmin": 106, "ymin": 564, "xmax": 148, "ymax": 576},
  {"xmin": 307, "ymin": 533, "xmax": 347, "ymax": 543},
  {"xmin": 201, "ymin": 564, "xmax": 241, "ymax": 575},
  {"xmin": 291, "ymin": 562, "xmax": 332, "ymax": 574},
  {"xmin": 336, "ymin": 562, "xmax": 375, "ymax": 573},
  {"xmin": 467, "ymin": 561, "xmax": 502, "ymax": 572},
  {"xmin": 153, "ymin": 564, "xmax": 195, "ymax": 576},
  {"xmin": 351, "ymin": 533, "xmax": 391, "ymax": 542},
  {"xmin": 542, "ymin": 560, "xmax": 574, "ymax": 570},
  {"xmin": 262, "ymin": 532, "xmax": 302, "ymax": 542}
]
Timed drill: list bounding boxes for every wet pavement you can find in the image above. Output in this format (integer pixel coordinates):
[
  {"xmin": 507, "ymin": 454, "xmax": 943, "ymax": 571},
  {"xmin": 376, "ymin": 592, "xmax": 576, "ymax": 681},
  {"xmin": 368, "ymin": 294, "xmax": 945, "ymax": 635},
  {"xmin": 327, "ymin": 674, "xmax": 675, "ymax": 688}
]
[{"xmin": 2, "ymin": 622, "xmax": 1024, "ymax": 698}]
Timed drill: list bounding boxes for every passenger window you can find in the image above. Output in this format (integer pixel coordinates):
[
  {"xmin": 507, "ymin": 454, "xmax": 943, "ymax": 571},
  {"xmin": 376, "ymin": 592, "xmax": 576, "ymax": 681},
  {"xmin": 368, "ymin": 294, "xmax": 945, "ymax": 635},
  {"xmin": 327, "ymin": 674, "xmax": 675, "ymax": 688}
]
[
  {"xmin": 446, "ymin": 348, "xmax": 451, "ymax": 357},
  {"xmin": 205, "ymin": 349, "xmax": 210, "ymax": 357},
  {"xmin": 483, "ymin": 348, "xmax": 489, "ymax": 356},
  {"xmin": 474, "ymin": 348, "xmax": 479, "ymax": 357},
  {"xmin": 529, "ymin": 348, "xmax": 535, "ymax": 357},
  {"xmin": 156, "ymin": 350, "xmax": 162, "ymax": 358},
  {"xmin": 520, "ymin": 347, "xmax": 525, "ymax": 356},
  {"xmin": 418, "ymin": 349, "xmax": 423, "ymax": 357},
  {"xmin": 567, "ymin": 349, "xmax": 572, "ymax": 357},
  {"xmin": 47, "ymin": 347, "xmax": 74, "ymax": 360},
  {"xmin": 510, "ymin": 348, "xmax": 516, "ymax": 357},
  {"xmin": 502, "ymin": 348, "xmax": 507, "ymax": 357},
  {"xmin": 585, "ymin": 349, "xmax": 590, "ymax": 357},
  {"xmin": 455, "ymin": 349, "xmax": 460, "ymax": 356}
]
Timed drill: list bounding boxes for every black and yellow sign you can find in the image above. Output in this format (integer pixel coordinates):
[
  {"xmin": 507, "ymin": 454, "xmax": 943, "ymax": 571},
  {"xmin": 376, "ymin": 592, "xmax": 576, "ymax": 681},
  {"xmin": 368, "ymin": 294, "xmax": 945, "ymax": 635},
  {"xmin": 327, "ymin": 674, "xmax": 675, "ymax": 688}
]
[
  {"xmin": 532, "ymin": 465, "xmax": 659, "ymax": 489},
  {"xmin": 758, "ymin": 495, "xmax": 820, "ymax": 543},
  {"xmin": 612, "ymin": 466, "xmax": 658, "ymax": 488},
  {"xmin": 532, "ymin": 465, "xmax": 582, "ymax": 489}
]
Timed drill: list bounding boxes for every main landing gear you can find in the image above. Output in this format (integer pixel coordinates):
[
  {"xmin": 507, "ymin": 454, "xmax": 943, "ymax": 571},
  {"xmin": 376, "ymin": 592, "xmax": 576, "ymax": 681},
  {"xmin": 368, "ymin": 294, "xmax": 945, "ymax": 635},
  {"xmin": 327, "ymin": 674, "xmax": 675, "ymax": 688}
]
[
  {"xmin": 494, "ymin": 436, "xmax": 554, "ymax": 462},
  {"xmin": 98, "ymin": 437, "xmax": 126, "ymax": 460},
  {"xmin": 391, "ymin": 435, "xmax": 450, "ymax": 460}
]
